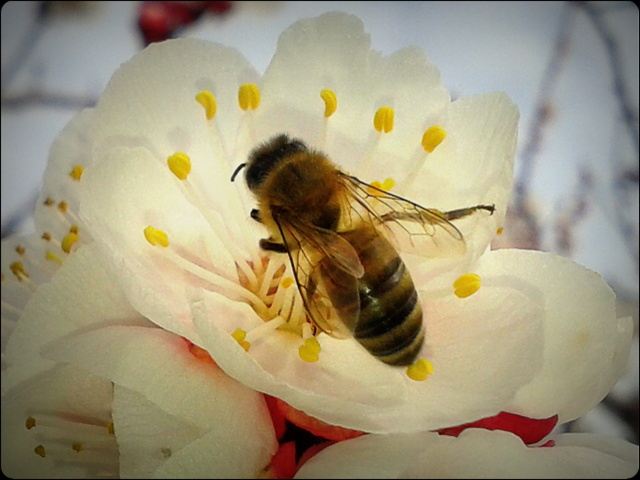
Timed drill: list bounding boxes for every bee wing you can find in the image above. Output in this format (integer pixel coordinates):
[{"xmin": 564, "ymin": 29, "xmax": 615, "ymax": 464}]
[
  {"xmin": 339, "ymin": 173, "xmax": 468, "ymax": 257},
  {"xmin": 274, "ymin": 214, "xmax": 362, "ymax": 338}
]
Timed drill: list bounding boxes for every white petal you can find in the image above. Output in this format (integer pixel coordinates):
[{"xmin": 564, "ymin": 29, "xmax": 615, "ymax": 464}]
[
  {"xmin": 78, "ymin": 147, "xmax": 240, "ymax": 342},
  {"xmin": 192, "ymin": 279, "xmax": 542, "ymax": 433},
  {"xmin": 3, "ymin": 244, "xmax": 145, "ymax": 394},
  {"xmin": 295, "ymin": 430, "xmax": 639, "ymax": 479},
  {"xmin": 44, "ymin": 325, "xmax": 278, "ymax": 477},
  {"xmin": 478, "ymin": 249, "xmax": 633, "ymax": 423},
  {"xmin": 257, "ymin": 12, "xmax": 449, "ymax": 176},
  {"xmin": 1, "ymin": 364, "xmax": 117, "ymax": 479}
]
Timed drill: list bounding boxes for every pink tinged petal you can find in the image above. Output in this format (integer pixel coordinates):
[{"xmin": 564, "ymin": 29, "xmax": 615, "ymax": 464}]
[
  {"xmin": 437, "ymin": 411, "xmax": 558, "ymax": 445},
  {"xmin": 295, "ymin": 430, "xmax": 639, "ymax": 479},
  {"xmin": 478, "ymin": 249, "xmax": 633, "ymax": 423},
  {"xmin": 78, "ymin": 148, "xmax": 238, "ymax": 343},
  {"xmin": 43, "ymin": 325, "xmax": 278, "ymax": 478},
  {"xmin": 3, "ymin": 244, "xmax": 147, "ymax": 394}
]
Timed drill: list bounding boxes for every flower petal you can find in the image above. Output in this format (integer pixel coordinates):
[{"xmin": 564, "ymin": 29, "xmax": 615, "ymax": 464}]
[
  {"xmin": 477, "ymin": 249, "xmax": 633, "ymax": 423},
  {"xmin": 3, "ymin": 244, "xmax": 146, "ymax": 394},
  {"xmin": 43, "ymin": 325, "xmax": 277, "ymax": 478},
  {"xmin": 294, "ymin": 430, "xmax": 639, "ymax": 479},
  {"xmin": 192, "ymin": 278, "xmax": 543, "ymax": 433}
]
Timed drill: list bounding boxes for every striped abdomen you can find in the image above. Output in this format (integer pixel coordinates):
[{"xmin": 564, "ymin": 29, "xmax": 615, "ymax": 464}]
[{"xmin": 324, "ymin": 226, "xmax": 425, "ymax": 365}]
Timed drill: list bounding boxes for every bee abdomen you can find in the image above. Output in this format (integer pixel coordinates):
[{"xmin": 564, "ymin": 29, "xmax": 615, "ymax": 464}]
[{"xmin": 352, "ymin": 235, "xmax": 425, "ymax": 366}]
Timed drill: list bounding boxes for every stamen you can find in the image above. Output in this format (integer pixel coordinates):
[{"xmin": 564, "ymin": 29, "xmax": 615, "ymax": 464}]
[
  {"xmin": 281, "ymin": 276, "xmax": 294, "ymax": 289},
  {"xmin": 167, "ymin": 152, "xmax": 192, "ymax": 180},
  {"xmin": 69, "ymin": 165, "xmax": 84, "ymax": 181},
  {"xmin": 422, "ymin": 125, "xmax": 447, "ymax": 153},
  {"xmin": 496, "ymin": 226, "xmax": 504, "ymax": 235},
  {"xmin": 72, "ymin": 442, "xmax": 84, "ymax": 453},
  {"xmin": 373, "ymin": 106, "xmax": 394, "ymax": 133},
  {"xmin": 320, "ymin": 89, "xmax": 337, "ymax": 118},
  {"xmin": 453, "ymin": 273, "xmax": 481, "ymax": 298},
  {"xmin": 195, "ymin": 90, "xmax": 217, "ymax": 120},
  {"xmin": 15, "ymin": 245, "xmax": 25, "ymax": 255},
  {"xmin": 367, "ymin": 177, "xmax": 395, "ymax": 196},
  {"xmin": 238, "ymin": 83, "xmax": 260, "ymax": 111},
  {"xmin": 299, "ymin": 337, "xmax": 321, "ymax": 362},
  {"xmin": 58, "ymin": 201, "xmax": 68, "ymax": 213},
  {"xmin": 34, "ymin": 445, "xmax": 46, "ymax": 458},
  {"xmin": 406, "ymin": 358, "xmax": 434, "ymax": 381},
  {"xmin": 107, "ymin": 423, "xmax": 115, "ymax": 435},
  {"xmin": 26, "ymin": 416, "xmax": 36, "ymax": 429},
  {"xmin": 61, "ymin": 232, "xmax": 79, "ymax": 253},
  {"xmin": 41, "ymin": 232, "xmax": 52, "ymax": 241},
  {"xmin": 232, "ymin": 329, "xmax": 251, "ymax": 351},
  {"xmin": 245, "ymin": 316, "xmax": 286, "ymax": 343},
  {"xmin": 45, "ymin": 251, "xmax": 63, "ymax": 264},
  {"xmin": 143, "ymin": 226, "xmax": 170, "ymax": 247},
  {"xmin": 10, "ymin": 262, "xmax": 29, "ymax": 281},
  {"xmin": 44, "ymin": 198, "xmax": 55, "ymax": 206}
]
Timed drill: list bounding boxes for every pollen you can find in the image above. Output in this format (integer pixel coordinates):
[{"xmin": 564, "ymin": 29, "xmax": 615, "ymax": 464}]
[
  {"xmin": 232, "ymin": 328, "xmax": 251, "ymax": 351},
  {"xmin": 238, "ymin": 83, "xmax": 260, "ymax": 111},
  {"xmin": 42, "ymin": 232, "xmax": 52, "ymax": 241},
  {"xmin": 107, "ymin": 422, "xmax": 115, "ymax": 435},
  {"xmin": 422, "ymin": 125, "xmax": 447, "ymax": 153},
  {"xmin": 453, "ymin": 273, "xmax": 481, "ymax": 298},
  {"xmin": 34, "ymin": 445, "xmax": 46, "ymax": 458},
  {"xmin": 406, "ymin": 358, "xmax": 434, "ymax": 381},
  {"xmin": 58, "ymin": 201, "xmax": 68, "ymax": 213},
  {"xmin": 373, "ymin": 106, "xmax": 394, "ymax": 133},
  {"xmin": 45, "ymin": 251, "xmax": 63, "ymax": 264},
  {"xmin": 281, "ymin": 276, "xmax": 294, "ymax": 288},
  {"xmin": 320, "ymin": 89, "xmax": 337, "ymax": 117},
  {"xmin": 44, "ymin": 198, "xmax": 55, "ymax": 206},
  {"xmin": 496, "ymin": 226, "xmax": 504, "ymax": 235},
  {"xmin": 15, "ymin": 245, "xmax": 25, "ymax": 255},
  {"xmin": 61, "ymin": 232, "xmax": 79, "ymax": 253},
  {"xmin": 144, "ymin": 226, "xmax": 169, "ymax": 247},
  {"xmin": 299, "ymin": 337, "xmax": 321, "ymax": 363},
  {"xmin": 195, "ymin": 90, "xmax": 217, "ymax": 119},
  {"xmin": 69, "ymin": 165, "xmax": 84, "ymax": 180},
  {"xmin": 25, "ymin": 416, "xmax": 36, "ymax": 429},
  {"xmin": 72, "ymin": 442, "xmax": 83, "ymax": 453},
  {"xmin": 167, "ymin": 152, "xmax": 192, "ymax": 180},
  {"xmin": 10, "ymin": 262, "xmax": 29, "ymax": 281}
]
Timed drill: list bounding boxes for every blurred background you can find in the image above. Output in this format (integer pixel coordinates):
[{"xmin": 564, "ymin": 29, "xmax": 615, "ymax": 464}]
[{"xmin": 2, "ymin": 1, "xmax": 638, "ymax": 443}]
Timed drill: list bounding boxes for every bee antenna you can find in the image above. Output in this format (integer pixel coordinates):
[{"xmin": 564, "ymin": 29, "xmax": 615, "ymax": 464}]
[{"xmin": 230, "ymin": 163, "xmax": 246, "ymax": 182}]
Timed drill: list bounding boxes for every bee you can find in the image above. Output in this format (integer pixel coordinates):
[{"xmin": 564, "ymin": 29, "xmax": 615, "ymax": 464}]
[{"xmin": 231, "ymin": 134, "xmax": 494, "ymax": 366}]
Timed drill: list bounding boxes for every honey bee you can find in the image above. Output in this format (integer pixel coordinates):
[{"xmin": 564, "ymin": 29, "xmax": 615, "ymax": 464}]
[{"xmin": 231, "ymin": 134, "xmax": 494, "ymax": 366}]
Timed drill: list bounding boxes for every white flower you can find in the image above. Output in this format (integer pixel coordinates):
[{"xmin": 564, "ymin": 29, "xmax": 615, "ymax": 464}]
[{"xmin": 2, "ymin": 11, "xmax": 637, "ymax": 479}]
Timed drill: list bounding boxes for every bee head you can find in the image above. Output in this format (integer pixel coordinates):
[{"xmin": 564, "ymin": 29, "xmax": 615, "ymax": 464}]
[{"xmin": 231, "ymin": 134, "xmax": 308, "ymax": 191}]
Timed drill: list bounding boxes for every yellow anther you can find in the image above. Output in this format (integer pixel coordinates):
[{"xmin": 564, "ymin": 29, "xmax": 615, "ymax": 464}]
[
  {"xmin": 44, "ymin": 197, "xmax": 55, "ymax": 206},
  {"xmin": 42, "ymin": 232, "xmax": 52, "ymax": 241},
  {"xmin": 281, "ymin": 276, "xmax": 294, "ymax": 288},
  {"xmin": 45, "ymin": 251, "xmax": 63, "ymax": 264},
  {"xmin": 167, "ymin": 152, "xmax": 192, "ymax": 180},
  {"xmin": 299, "ymin": 337, "xmax": 321, "ymax": 363},
  {"xmin": 373, "ymin": 106, "xmax": 394, "ymax": 133},
  {"xmin": 231, "ymin": 328, "xmax": 251, "ymax": 351},
  {"xmin": 72, "ymin": 442, "xmax": 83, "ymax": 453},
  {"xmin": 107, "ymin": 422, "xmax": 115, "ymax": 435},
  {"xmin": 496, "ymin": 226, "xmax": 504, "ymax": 235},
  {"xmin": 10, "ymin": 262, "xmax": 29, "ymax": 281},
  {"xmin": 34, "ymin": 445, "xmax": 46, "ymax": 458},
  {"xmin": 69, "ymin": 165, "xmax": 84, "ymax": 180},
  {"xmin": 453, "ymin": 273, "xmax": 481, "ymax": 298},
  {"xmin": 422, "ymin": 125, "xmax": 447, "ymax": 153},
  {"xmin": 58, "ymin": 201, "xmax": 68, "ymax": 213},
  {"xmin": 367, "ymin": 177, "xmax": 395, "ymax": 197},
  {"xmin": 238, "ymin": 83, "xmax": 260, "ymax": 111},
  {"xmin": 144, "ymin": 226, "xmax": 169, "ymax": 248},
  {"xmin": 26, "ymin": 416, "xmax": 36, "ymax": 430},
  {"xmin": 195, "ymin": 90, "xmax": 217, "ymax": 120},
  {"xmin": 15, "ymin": 245, "xmax": 25, "ymax": 255},
  {"xmin": 61, "ymin": 232, "xmax": 79, "ymax": 253},
  {"xmin": 320, "ymin": 89, "xmax": 337, "ymax": 117},
  {"xmin": 406, "ymin": 358, "xmax": 434, "ymax": 381}
]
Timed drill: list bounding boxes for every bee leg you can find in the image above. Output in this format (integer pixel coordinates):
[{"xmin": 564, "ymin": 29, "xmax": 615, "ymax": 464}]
[
  {"xmin": 259, "ymin": 238, "xmax": 288, "ymax": 253},
  {"xmin": 250, "ymin": 209, "xmax": 262, "ymax": 222},
  {"xmin": 442, "ymin": 204, "xmax": 495, "ymax": 221}
]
